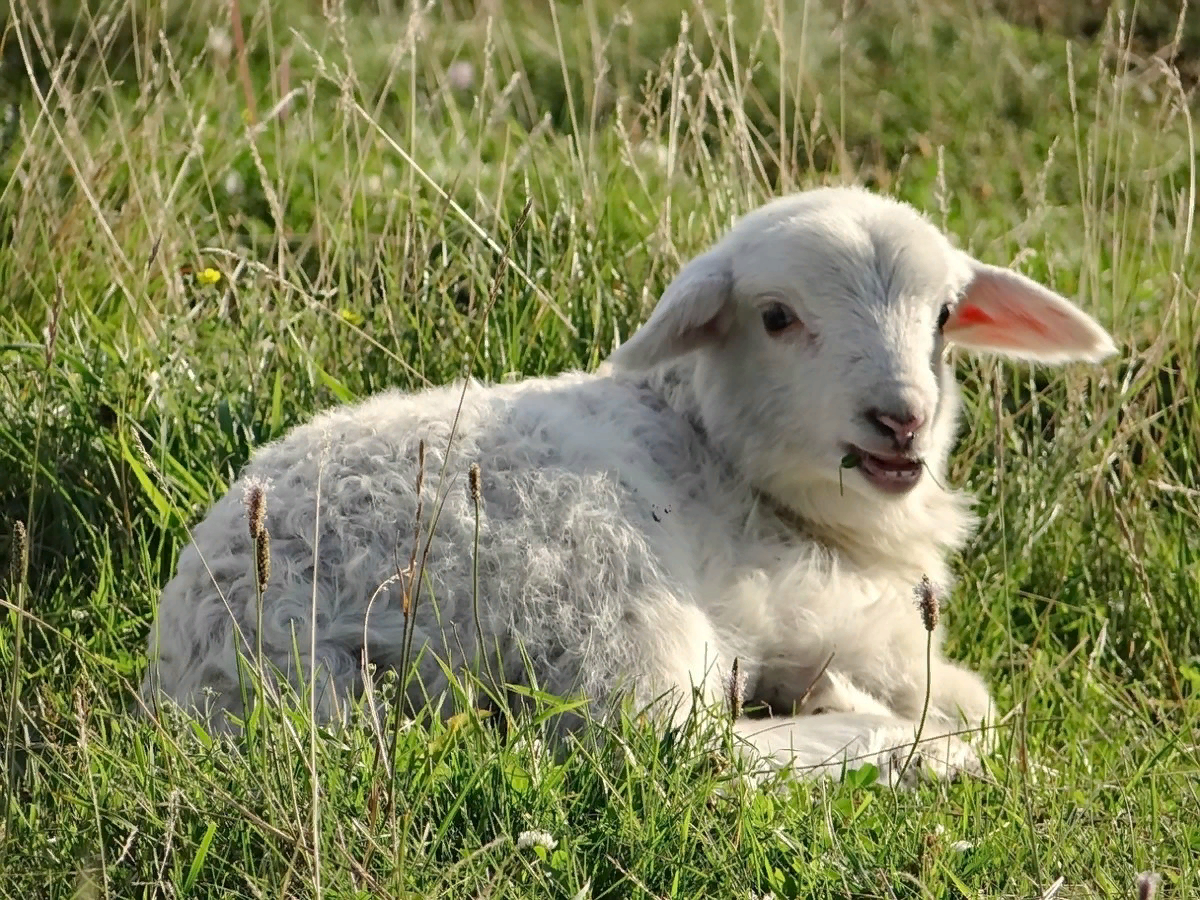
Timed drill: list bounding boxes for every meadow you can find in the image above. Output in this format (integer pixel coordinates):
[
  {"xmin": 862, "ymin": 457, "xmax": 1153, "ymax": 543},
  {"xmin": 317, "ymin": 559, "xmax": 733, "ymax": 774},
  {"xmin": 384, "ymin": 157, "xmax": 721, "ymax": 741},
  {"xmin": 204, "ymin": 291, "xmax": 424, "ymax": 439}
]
[{"xmin": 0, "ymin": 0, "xmax": 1198, "ymax": 896}]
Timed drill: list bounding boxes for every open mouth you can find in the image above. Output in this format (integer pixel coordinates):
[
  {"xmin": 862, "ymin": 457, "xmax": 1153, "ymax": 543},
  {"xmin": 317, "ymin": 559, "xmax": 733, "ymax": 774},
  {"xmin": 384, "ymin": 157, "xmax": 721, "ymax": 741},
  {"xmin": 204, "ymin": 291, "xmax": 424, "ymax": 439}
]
[{"xmin": 844, "ymin": 445, "xmax": 924, "ymax": 494}]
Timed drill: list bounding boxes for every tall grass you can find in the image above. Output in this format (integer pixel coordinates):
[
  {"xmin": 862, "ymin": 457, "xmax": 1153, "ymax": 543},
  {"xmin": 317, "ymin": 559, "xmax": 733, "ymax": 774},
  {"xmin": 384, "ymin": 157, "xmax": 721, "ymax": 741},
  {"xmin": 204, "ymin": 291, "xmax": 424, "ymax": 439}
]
[{"xmin": 0, "ymin": 0, "xmax": 1197, "ymax": 896}]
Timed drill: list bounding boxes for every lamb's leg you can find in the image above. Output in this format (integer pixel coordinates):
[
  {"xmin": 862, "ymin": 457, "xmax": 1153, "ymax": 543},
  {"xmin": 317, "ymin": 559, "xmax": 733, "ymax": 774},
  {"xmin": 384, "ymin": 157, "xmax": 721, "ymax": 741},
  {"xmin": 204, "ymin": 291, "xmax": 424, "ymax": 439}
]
[
  {"xmin": 733, "ymin": 712, "xmax": 982, "ymax": 788},
  {"xmin": 878, "ymin": 659, "xmax": 995, "ymax": 749},
  {"xmin": 534, "ymin": 594, "xmax": 735, "ymax": 737}
]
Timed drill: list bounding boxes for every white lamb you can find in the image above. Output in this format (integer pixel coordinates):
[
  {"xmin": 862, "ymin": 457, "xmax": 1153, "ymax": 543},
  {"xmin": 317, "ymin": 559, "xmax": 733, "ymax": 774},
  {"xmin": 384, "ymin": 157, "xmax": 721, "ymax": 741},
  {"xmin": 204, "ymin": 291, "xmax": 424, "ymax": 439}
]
[{"xmin": 140, "ymin": 186, "xmax": 1115, "ymax": 785}]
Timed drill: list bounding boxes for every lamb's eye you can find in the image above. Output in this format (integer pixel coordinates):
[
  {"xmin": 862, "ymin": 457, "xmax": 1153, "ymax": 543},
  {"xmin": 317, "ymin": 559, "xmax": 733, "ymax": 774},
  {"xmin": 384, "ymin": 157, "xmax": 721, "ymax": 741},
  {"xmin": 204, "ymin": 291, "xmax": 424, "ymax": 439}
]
[
  {"xmin": 761, "ymin": 301, "xmax": 800, "ymax": 335},
  {"xmin": 936, "ymin": 304, "xmax": 951, "ymax": 331}
]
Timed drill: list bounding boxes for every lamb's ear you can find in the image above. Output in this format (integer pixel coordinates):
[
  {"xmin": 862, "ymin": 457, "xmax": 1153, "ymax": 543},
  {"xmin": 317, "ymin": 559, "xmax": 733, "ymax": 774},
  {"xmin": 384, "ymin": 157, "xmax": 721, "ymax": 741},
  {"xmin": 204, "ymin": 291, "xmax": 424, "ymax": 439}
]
[
  {"xmin": 943, "ymin": 259, "xmax": 1117, "ymax": 364},
  {"xmin": 607, "ymin": 251, "xmax": 735, "ymax": 370}
]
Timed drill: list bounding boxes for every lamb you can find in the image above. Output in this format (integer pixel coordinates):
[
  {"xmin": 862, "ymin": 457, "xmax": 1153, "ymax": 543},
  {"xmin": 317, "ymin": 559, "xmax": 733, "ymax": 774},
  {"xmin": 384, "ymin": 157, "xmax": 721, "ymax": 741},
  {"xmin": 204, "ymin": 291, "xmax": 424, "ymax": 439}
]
[{"xmin": 139, "ymin": 186, "xmax": 1115, "ymax": 785}]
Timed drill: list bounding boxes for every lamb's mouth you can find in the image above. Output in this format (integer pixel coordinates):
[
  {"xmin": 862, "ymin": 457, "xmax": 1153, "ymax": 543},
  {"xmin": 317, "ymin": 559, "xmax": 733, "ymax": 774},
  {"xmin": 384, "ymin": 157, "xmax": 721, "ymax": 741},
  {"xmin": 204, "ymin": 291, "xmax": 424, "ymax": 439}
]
[{"xmin": 843, "ymin": 445, "xmax": 924, "ymax": 494}]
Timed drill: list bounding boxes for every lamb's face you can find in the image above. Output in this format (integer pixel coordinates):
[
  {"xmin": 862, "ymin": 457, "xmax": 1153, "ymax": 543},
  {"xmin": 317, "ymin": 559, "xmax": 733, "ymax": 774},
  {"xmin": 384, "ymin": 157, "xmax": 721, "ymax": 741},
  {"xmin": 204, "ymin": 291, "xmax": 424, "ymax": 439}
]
[
  {"xmin": 609, "ymin": 186, "xmax": 1115, "ymax": 513},
  {"xmin": 694, "ymin": 191, "xmax": 971, "ymax": 502}
]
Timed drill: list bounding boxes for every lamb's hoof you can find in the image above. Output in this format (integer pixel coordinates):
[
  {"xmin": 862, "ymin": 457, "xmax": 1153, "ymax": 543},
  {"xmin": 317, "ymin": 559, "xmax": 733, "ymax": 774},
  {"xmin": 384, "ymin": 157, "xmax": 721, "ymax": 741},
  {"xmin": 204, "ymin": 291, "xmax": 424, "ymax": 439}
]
[{"xmin": 873, "ymin": 730, "xmax": 983, "ymax": 789}]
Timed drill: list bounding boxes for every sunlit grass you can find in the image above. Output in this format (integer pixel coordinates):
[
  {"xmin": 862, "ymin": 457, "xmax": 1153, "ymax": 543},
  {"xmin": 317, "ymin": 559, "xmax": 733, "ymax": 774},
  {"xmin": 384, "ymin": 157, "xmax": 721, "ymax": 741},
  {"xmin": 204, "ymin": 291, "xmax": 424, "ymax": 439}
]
[{"xmin": 0, "ymin": 0, "xmax": 1197, "ymax": 896}]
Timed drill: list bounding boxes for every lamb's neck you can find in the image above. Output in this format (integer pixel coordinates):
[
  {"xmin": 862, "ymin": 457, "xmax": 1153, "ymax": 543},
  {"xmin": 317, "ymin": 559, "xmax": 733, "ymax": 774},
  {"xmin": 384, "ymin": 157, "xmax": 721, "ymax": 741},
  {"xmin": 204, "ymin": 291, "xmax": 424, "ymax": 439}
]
[
  {"xmin": 766, "ymin": 490, "xmax": 963, "ymax": 585},
  {"xmin": 640, "ymin": 359, "xmax": 707, "ymax": 431}
]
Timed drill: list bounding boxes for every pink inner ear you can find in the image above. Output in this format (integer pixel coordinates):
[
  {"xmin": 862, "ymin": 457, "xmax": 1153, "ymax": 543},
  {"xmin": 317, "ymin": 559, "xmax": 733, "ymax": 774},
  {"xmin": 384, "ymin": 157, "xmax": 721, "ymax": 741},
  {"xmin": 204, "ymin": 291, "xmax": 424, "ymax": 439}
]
[
  {"xmin": 947, "ymin": 299, "xmax": 1056, "ymax": 348},
  {"xmin": 954, "ymin": 304, "xmax": 995, "ymax": 328},
  {"xmin": 950, "ymin": 300, "xmax": 1075, "ymax": 348},
  {"xmin": 957, "ymin": 301, "xmax": 1053, "ymax": 337},
  {"xmin": 942, "ymin": 262, "xmax": 1115, "ymax": 363}
]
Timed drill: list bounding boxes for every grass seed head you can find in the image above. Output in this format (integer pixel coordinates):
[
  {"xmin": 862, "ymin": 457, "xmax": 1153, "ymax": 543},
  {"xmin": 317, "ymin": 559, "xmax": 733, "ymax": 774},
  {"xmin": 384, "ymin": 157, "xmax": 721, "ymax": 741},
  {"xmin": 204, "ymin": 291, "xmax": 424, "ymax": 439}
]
[
  {"xmin": 1136, "ymin": 873, "xmax": 1161, "ymax": 900},
  {"xmin": 242, "ymin": 478, "xmax": 272, "ymax": 594},
  {"xmin": 131, "ymin": 428, "xmax": 158, "ymax": 479},
  {"xmin": 253, "ymin": 528, "xmax": 271, "ymax": 596},
  {"xmin": 725, "ymin": 657, "xmax": 746, "ymax": 720},
  {"xmin": 10, "ymin": 519, "xmax": 28, "ymax": 584},
  {"xmin": 242, "ymin": 477, "xmax": 269, "ymax": 541},
  {"xmin": 44, "ymin": 280, "xmax": 63, "ymax": 368},
  {"xmin": 914, "ymin": 574, "xmax": 940, "ymax": 632},
  {"xmin": 469, "ymin": 462, "xmax": 482, "ymax": 505}
]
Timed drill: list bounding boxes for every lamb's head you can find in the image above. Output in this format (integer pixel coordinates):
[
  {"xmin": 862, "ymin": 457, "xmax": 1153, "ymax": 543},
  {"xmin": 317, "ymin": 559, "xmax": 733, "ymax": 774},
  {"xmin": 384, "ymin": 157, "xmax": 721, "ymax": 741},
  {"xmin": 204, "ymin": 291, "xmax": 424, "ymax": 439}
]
[{"xmin": 609, "ymin": 186, "xmax": 1115, "ymax": 544}]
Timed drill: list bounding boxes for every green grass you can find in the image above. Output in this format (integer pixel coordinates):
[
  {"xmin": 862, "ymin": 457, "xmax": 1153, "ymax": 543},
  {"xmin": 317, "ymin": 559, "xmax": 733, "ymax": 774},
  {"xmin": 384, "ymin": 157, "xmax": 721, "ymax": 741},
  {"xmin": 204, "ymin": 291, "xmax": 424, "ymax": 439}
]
[{"xmin": 1, "ymin": 0, "xmax": 1198, "ymax": 896}]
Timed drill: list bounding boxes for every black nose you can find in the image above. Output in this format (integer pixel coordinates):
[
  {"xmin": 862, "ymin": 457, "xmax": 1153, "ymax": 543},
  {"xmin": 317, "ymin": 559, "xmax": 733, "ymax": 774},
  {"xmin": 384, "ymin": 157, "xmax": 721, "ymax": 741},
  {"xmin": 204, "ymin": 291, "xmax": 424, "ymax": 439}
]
[{"xmin": 867, "ymin": 407, "xmax": 926, "ymax": 450}]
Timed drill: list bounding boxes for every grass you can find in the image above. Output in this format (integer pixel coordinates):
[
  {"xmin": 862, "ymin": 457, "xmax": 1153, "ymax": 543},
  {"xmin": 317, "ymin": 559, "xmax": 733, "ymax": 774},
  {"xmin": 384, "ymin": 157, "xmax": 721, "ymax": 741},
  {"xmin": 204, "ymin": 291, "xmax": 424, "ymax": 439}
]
[{"xmin": 0, "ymin": 0, "xmax": 1198, "ymax": 895}]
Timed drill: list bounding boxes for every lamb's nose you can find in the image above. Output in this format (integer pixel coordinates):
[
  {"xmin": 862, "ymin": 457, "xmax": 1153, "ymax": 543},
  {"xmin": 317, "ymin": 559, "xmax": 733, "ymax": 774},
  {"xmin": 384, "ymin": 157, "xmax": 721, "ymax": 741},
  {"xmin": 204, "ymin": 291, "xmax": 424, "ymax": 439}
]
[{"xmin": 867, "ymin": 407, "xmax": 926, "ymax": 450}]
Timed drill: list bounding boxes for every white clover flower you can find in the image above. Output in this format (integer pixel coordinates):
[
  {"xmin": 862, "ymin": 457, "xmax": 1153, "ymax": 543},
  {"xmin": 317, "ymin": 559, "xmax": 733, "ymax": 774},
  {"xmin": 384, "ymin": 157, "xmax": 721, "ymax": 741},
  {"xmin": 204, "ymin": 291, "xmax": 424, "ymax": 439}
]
[
  {"xmin": 447, "ymin": 61, "xmax": 475, "ymax": 92},
  {"xmin": 516, "ymin": 830, "xmax": 557, "ymax": 851},
  {"xmin": 206, "ymin": 27, "xmax": 232, "ymax": 65}
]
